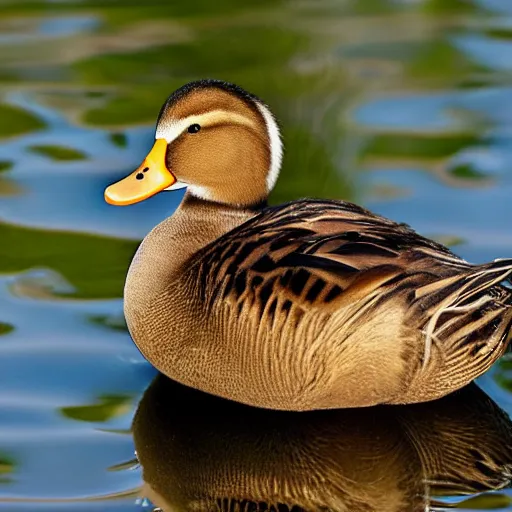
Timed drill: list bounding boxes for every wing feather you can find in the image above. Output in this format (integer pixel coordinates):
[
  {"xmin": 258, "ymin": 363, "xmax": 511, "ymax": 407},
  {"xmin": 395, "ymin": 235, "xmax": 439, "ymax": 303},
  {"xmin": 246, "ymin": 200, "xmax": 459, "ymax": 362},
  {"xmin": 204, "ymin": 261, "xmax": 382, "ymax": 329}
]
[
  {"xmin": 191, "ymin": 199, "xmax": 469, "ymax": 316},
  {"xmin": 179, "ymin": 199, "xmax": 512, "ymax": 407}
]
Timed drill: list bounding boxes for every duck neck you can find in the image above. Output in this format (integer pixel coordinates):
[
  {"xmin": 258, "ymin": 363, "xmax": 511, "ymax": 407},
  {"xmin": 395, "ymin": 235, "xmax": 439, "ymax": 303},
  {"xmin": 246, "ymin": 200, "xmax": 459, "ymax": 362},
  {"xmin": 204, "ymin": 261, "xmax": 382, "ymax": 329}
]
[{"xmin": 124, "ymin": 192, "xmax": 261, "ymax": 312}]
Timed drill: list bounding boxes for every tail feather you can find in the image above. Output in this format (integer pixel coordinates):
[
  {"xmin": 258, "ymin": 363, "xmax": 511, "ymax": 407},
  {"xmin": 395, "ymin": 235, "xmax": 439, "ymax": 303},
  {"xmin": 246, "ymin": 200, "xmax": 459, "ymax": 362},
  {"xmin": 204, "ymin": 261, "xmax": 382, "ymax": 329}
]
[{"xmin": 415, "ymin": 258, "xmax": 512, "ymax": 372}]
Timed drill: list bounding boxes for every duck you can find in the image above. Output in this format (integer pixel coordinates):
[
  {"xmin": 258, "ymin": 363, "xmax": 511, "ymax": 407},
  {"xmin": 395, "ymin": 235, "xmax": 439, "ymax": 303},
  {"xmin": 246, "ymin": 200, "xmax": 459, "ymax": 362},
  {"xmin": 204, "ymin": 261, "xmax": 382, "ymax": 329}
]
[
  {"xmin": 105, "ymin": 79, "xmax": 512, "ymax": 411},
  {"xmin": 132, "ymin": 375, "xmax": 512, "ymax": 512}
]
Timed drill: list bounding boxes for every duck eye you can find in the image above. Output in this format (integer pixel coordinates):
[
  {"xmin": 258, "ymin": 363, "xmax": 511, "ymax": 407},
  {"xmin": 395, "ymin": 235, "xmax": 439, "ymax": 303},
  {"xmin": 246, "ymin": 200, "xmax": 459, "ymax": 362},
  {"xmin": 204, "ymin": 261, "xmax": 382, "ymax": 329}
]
[{"xmin": 188, "ymin": 124, "xmax": 201, "ymax": 134}]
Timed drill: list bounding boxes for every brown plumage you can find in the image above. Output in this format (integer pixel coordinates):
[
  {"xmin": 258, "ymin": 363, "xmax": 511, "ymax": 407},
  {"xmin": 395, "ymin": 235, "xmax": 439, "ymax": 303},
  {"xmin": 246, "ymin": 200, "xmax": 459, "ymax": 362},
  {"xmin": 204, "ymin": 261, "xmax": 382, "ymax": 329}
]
[
  {"xmin": 105, "ymin": 79, "xmax": 512, "ymax": 410},
  {"xmin": 132, "ymin": 376, "xmax": 512, "ymax": 512}
]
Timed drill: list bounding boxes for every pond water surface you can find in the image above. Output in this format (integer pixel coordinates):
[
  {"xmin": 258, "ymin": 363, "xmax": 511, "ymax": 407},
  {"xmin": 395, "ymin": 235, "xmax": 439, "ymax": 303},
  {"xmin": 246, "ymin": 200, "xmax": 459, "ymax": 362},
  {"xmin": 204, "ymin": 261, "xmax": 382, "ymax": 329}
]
[{"xmin": 2, "ymin": 0, "xmax": 512, "ymax": 510}]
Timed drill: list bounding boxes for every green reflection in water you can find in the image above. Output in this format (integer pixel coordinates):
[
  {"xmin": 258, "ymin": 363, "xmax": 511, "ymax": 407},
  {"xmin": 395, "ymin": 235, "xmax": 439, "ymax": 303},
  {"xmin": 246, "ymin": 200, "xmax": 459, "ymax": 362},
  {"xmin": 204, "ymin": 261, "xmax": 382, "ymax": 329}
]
[
  {"xmin": 60, "ymin": 395, "xmax": 132, "ymax": 423},
  {"xmin": 0, "ymin": 104, "xmax": 45, "ymax": 138},
  {"xmin": 0, "ymin": 322, "xmax": 14, "ymax": 335},
  {"xmin": 89, "ymin": 314, "xmax": 128, "ymax": 332},
  {"xmin": 363, "ymin": 133, "xmax": 481, "ymax": 159},
  {"xmin": 28, "ymin": 145, "xmax": 87, "ymax": 161},
  {"xmin": 456, "ymin": 493, "xmax": 512, "ymax": 509},
  {"xmin": 1, "ymin": 223, "xmax": 137, "ymax": 299},
  {"xmin": 422, "ymin": 0, "xmax": 479, "ymax": 14},
  {"xmin": 407, "ymin": 40, "xmax": 483, "ymax": 83},
  {"xmin": 448, "ymin": 163, "xmax": 489, "ymax": 181},
  {"xmin": 494, "ymin": 358, "xmax": 512, "ymax": 394},
  {"xmin": 76, "ymin": 25, "xmax": 309, "ymax": 126},
  {"xmin": 272, "ymin": 125, "xmax": 351, "ymax": 204},
  {"xmin": 0, "ymin": 162, "xmax": 13, "ymax": 173},
  {"xmin": 486, "ymin": 28, "xmax": 512, "ymax": 40},
  {"xmin": 429, "ymin": 234, "xmax": 466, "ymax": 248},
  {"xmin": 83, "ymin": 0, "xmax": 285, "ymax": 22},
  {"xmin": 0, "ymin": 454, "xmax": 14, "ymax": 484},
  {"xmin": 109, "ymin": 133, "xmax": 127, "ymax": 148}
]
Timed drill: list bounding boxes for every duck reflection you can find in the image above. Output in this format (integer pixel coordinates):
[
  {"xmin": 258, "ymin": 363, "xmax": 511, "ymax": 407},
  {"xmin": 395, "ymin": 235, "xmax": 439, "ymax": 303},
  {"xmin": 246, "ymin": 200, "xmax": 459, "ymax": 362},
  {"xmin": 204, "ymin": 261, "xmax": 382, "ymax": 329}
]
[{"xmin": 133, "ymin": 376, "xmax": 512, "ymax": 512}]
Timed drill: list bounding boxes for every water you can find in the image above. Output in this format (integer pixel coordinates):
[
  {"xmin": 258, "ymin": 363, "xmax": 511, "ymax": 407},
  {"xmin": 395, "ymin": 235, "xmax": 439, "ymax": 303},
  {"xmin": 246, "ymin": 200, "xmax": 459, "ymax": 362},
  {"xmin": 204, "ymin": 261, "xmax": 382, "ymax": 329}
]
[{"xmin": 1, "ymin": 0, "xmax": 512, "ymax": 509}]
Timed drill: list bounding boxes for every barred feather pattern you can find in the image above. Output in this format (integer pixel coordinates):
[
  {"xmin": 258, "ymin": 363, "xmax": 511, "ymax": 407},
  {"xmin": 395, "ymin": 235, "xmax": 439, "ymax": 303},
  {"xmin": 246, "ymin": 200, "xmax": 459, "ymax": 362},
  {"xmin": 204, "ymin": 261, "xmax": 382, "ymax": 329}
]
[{"xmin": 186, "ymin": 199, "xmax": 512, "ymax": 408}]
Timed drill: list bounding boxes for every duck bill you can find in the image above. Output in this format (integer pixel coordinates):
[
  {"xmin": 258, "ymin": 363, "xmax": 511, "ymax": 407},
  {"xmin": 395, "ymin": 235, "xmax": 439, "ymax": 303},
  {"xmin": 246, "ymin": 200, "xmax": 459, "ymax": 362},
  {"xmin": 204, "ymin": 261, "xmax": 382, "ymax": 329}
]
[{"xmin": 104, "ymin": 139, "xmax": 176, "ymax": 206}]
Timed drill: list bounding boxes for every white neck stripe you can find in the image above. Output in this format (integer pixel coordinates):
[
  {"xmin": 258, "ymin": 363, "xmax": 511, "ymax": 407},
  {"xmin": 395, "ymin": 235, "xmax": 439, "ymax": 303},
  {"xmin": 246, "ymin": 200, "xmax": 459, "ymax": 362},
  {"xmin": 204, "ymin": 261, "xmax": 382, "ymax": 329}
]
[{"xmin": 255, "ymin": 101, "xmax": 283, "ymax": 193}]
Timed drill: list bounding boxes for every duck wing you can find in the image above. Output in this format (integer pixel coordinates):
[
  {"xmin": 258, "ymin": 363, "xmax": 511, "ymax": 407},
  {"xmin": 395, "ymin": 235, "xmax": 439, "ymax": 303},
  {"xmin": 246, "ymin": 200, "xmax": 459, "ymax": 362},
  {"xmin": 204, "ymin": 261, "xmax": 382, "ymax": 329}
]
[
  {"xmin": 194, "ymin": 198, "xmax": 470, "ymax": 311},
  {"xmin": 190, "ymin": 199, "xmax": 512, "ymax": 405}
]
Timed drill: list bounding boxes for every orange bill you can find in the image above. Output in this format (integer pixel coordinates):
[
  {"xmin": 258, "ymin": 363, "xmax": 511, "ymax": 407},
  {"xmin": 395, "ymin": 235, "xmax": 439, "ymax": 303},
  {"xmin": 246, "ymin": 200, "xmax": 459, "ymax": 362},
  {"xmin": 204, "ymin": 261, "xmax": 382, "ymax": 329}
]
[{"xmin": 104, "ymin": 139, "xmax": 176, "ymax": 206}]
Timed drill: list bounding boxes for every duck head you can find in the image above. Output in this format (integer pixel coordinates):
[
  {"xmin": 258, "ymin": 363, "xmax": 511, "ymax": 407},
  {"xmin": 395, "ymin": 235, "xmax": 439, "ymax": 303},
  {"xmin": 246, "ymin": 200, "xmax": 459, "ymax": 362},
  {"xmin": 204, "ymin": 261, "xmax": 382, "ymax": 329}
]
[{"xmin": 104, "ymin": 80, "xmax": 282, "ymax": 207}]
